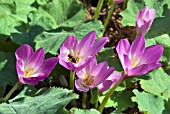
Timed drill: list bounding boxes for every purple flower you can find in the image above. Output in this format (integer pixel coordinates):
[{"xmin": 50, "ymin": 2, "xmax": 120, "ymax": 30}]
[
  {"xmin": 136, "ymin": 6, "xmax": 156, "ymax": 34},
  {"xmin": 114, "ymin": 0, "xmax": 124, "ymax": 4},
  {"xmin": 98, "ymin": 72, "xmax": 121, "ymax": 93},
  {"xmin": 58, "ymin": 31, "xmax": 108, "ymax": 71},
  {"xmin": 75, "ymin": 58, "xmax": 115, "ymax": 92},
  {"xmin": 15, "ymin": 44, "xmax": 58, "ymax": 85},
  {"xmin": 116, "ymin": 34, "xmax": 163, "ymax": 76}
]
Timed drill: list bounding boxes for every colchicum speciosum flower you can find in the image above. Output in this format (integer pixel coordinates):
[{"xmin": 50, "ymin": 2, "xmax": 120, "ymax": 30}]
[
  {"xmin": 114, "ymin": 0, "xmax": 124, "ymax": 4},
  {"xmin": 98, "ymin": 71, "xmax": 121, "ymax": 93},
  {"xmin": 15, "ymin": 44, "xmax": 58, "ymax": 85},
  {"xmin": 116, "ymin": 34, "xmax": 163, "ymax": 77},
  {"xmin": 136, "ymin": 6, "xmax": 156, "ymax": 34},
  {"xmin": 75, "ymin": 58, "xmax": 115, "ymax": 92},
  {"xmin": 58, "ymin": 31, "xmax": 108, "ymax": 71}
]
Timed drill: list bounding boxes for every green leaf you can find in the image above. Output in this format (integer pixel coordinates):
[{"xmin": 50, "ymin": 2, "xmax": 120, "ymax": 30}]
[
  {"xmin": 70, "ymin": 108, "xmax": 100, "ymax": 114},
  {"xmin": 34, "ymin": 20, "xmax": 103, "ymax": 55},
  {"xmin": 97, "ymin": 48, "xmax": 123, "ymax": 71},
  {"xmin": 99, "ymin": 91, "xmax": 135, "ymax": 111},
  {"xmin": 0, "ymin": 52, "xmax": 17, "ymax": 98},
  {"xmin": 140, "ymin": 67, "xmax": 170, "ymax": 100},
  {"xmin": 29, "ymin": 0, "xmax": 86, "ymax": 30},
  {"xmin": 163, "ymin": 98, "xmax": 170, "ymax": 114},
  {"xmin": 0, "ymin": 87, "xmax": 78, "ymax": 114},
  {"xmin": 132, "ymin": 89, "xmax": 165, "ymax": 114}
]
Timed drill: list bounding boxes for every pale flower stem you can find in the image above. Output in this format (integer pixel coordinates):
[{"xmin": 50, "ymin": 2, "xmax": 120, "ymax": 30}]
[
  {"xmin": 69, "ymin": 70, "xmax": 75, "ymax": 92},
  {"xmin": 82, "ymin": 92, "xmax": 87, "ymax": 109},
  {"xmin": 102, "ymin": 1, "xmax": 115, "ymax": 35},
  {"xmin": 98, "ymin": 73, "xmax": 125, "ymax": 113},
  {"xmin": 94, "ymin": 0, "xmax": 104, "ymax": 20},
  {"xmin": 4, "ymin": 82, "xmax": 20, "ymax": 101}
]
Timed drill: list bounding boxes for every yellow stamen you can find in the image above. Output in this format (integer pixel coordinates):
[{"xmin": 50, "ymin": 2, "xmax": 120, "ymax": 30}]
[
  {"xmin": 131, "ymin": 57, "xmax": 140, "ymax": 68},
  {"xmin": 84, "ymin": 74, "xmax": 94, "ymax": 85},
  {"xmin": 68, "ymin": 52, "xmax": 81, "ymax": 64},
  {"xmin": 24, "ymin": 68, "xmax": 34, "ymax": 78}
]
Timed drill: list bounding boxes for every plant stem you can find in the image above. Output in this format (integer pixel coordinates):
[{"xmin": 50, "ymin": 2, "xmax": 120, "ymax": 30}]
[
  {"xmin": 82, "ymin": 92, "xmax": 87, "ymax": 109},
  {"xmin": 94, "ymin": 0, "xmax": 104, "ymax": 20},
  {"xmin": 4, "ymin": 82, "xmax": 20, "ymax": 101},
  {"xmin": 95, "ymin": 90, "xmax": 99, "ymax": 109},
  {"xmin": 69, "ymin": 70, "xmax": 75, "ymax": 92},
  {"xmin": 98, "ymin": 74, "xmax": 125, "ymax": 113},
  {"xmin": 102, "ymin": 1, "xmax": 115, "ymax": 35}
]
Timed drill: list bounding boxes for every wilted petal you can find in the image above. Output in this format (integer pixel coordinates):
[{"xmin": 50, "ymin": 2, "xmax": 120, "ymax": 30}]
[
  {"xmin": 114, "ymin": 0, "xmax": 124, "ymax": 4},
  {"xmin": 15, "ymin": 44, "xmax": 34, "ymax": 63},
  {"xmin": 75, "ymin": 79, "xmax": 89, "ymax": 92}
]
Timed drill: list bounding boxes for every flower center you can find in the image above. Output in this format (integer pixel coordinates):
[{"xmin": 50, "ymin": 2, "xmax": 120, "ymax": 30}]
[
  {"xmin": 84, "ymin": 74, "xmax": 94, "ymax": 85},
  {"xmin": 131, "ymin": 57, "xmax": 140, "ymax": 68},
  {"xmin": 68, "ymin": 52, "xmax": 80, "ymax": 64},
  {"xmin": 24, "ymin": 68, "xmax": 35, "ymax": 78}
]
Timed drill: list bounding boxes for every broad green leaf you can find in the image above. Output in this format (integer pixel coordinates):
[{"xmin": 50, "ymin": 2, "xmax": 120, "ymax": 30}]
[
  {"xmin": 99, "ymin": 91, "xmax": 135, "ymax": 111},
  {"xmin": 0, "ymin": 52, "xmax": 17, "ymax": 98},
  {"xmin": 11, "ymin": 23, "xmax": 44, "ymax": 45},
  {"xmin": 97, "ymin": 48, "xmax": 123, "ymax": 71},
  {"xmin": 70, "ymin": 108, "xmax": 100, "ymax": 114},
  {"xmin": 29, "ymin": 0, "xmax": 86, "ymax": 30},
  {"xmin": 0, "ymin": 0, "xmax": 20, "ymax": 35},
  {"xmin": 34, "ymin": 20, "xmax": 103, "ymax": 55},
  {"xmin": 132, "ymin": 89, "xmax": 165, "ymax": 114},
  {"xmin": 140, "ymin": 67, "xmax": 170, "ymax": 100},
  {"xmin": 0, "ymin": 87, "xmax": 78, "ymax": 114},
  {"xmin": 14, "ymin": 0, "xmax": 36, "ymax": 23}
]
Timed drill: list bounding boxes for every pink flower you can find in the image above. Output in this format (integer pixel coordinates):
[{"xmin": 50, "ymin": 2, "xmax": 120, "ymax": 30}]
[
  {"xmin": 116, "ymin": 34, "xmax": 163, "ymax": 76},
  {"xmin": 75, "ymin": 58, "xmax": 115, "ymax": 92},
  {"xmin": 136, "ymin": 6, "xmax": 156, "ymax": 34},
  {"xmin": 58, "ymin": 31, "xmax": 108, "ymax": 71},
  {"xmin": 15, "ymin": 44, "xmax": 58, "ymax": 85},
  {"xmin": 114, "ymin": 0, "xmax": 124, "ymax": 4},
  {"xmin": 98, "ymin": 72, "xmax": 121, "ymax": 93}
]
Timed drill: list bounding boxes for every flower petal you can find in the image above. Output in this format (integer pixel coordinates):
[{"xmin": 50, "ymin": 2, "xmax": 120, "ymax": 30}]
[
  {"xmin": 26, "ymin": 48, "xmax": 45, "ymax": 70},
  {"xmin": 116, "ymin": 39, "xmax": 130, "ymax": 69},
  {"xmin": 141, "ymin": 44, "xmax": 163, "ymax": 64},
  {"xmin": 75, "ymin": 79, "xmax": 89, "ymax": 92},
  {"xmin": 129, "ymin": 34, "xmax": 145, "ymax": 59},
  {"xmin": 127, "ymin": 63, "xmax": 161, "ymax": 76},
  {"xmin": 16, "ymin": 60, "xmax": 25, "ymax": 84},
  {"xmin": 59, "ymin": 59, "xmax": 76, "ymax": 70},
  {"xmin": 60, "ymin": 36, "xmax": 78, "ymax": 54},
  {"xmin": 15, "ymin": 44, "xmax": 34, "ymax": 63},
  {"xmin": 77, "ymin": 31, "xmax": 96, "ymax": 54},
  {"xmin": 98, "ymin": 80, "xmax": 113, "ymax": 93},
  {"xmin": 87, "ymin": 37, "xmax": 108, "ymax": 56},
  {"xmin": 38, "ymin": 57, "xmax": 58, "ymax": 75}
]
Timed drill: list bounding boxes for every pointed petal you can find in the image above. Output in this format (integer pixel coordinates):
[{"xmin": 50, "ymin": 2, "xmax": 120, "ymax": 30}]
[
  {"xmin": 92, "ymin": 62, "xmax": 108, "ymax": 76},
  {"xmin": 122, "ymin": 54, "xmax": 131, "ymax": 70},
  {"xmin": 16, "ymin": 61, "xmax": 25, "ymax": 84},
  {"xmin": 60, "ymin": 36, "xmax": 78, "ymax": 54},
  {"xmin": 128, "ymin": 63, "xmax": 161, "ymax": 76},
  {"xmin": 15, "ymin": 44, "xmax": 34, "ymax": 63},
  {"xmin": 59, "ymin": 60, "xmax": 76, "ymax": 70},
  {"xmin": 116, "ymin": 39, "xmax": 130, "ymax": 69},
  {"xmin": 26, "ymin": 48, "xmax": 45, "ymax": 70},
  {"xmin": 75, "ymin": 79, "xmax": 89, "ymax": 92},
  {"xmin": 87, "ymin": 37, "xmax": 108, "ymax": 56},
  {"xmin": 98, "ymin": 80, "xmax": 113, "ymax": 93},
  {"xmin": 129, "ymin": 34, "xmax": 145, "ymax": 59},
  {"xmin": 141, "ymin": 44, "xmax": 163, "ymax": 64},
  {"xmin": 93, "ymin": 67, "xmax": 115, "ymax": 86},
  {"xmin": 38, "ymin": 57, "xmax": 58, "ymax": 75},
  {"xmin": 77, "ymin": 31, "xmax": 96, "ymax": 53}
]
